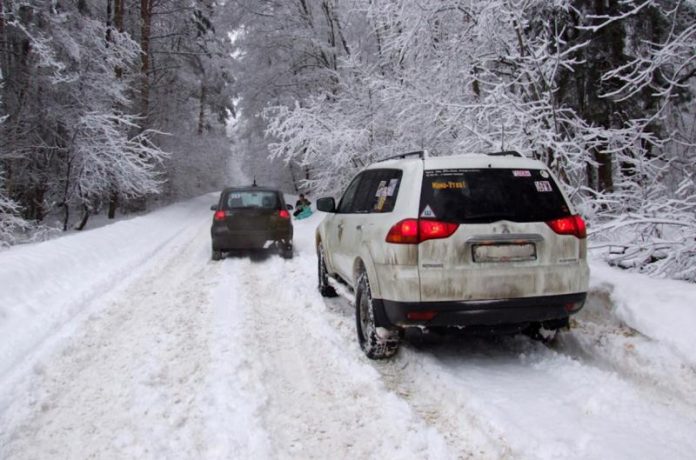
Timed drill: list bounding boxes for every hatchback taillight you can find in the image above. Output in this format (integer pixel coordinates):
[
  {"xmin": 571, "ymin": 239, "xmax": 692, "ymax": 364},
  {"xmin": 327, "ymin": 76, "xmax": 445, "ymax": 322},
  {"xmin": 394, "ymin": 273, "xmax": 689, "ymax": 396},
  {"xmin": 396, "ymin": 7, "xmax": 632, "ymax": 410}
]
[
  {"xmin": 546, "ymin": 215, "xmax": 586, "ymax": 239},
  {"xmin": 279, "ymin": 209, "xmax": 291, "ymax": 219},
  {"xmin": 386, "ymin": 219, "xmax": 459, "ymax": 244},
  {"xmin": 214, "ymin": 210, "xmax": 226, "ymax": 221}
]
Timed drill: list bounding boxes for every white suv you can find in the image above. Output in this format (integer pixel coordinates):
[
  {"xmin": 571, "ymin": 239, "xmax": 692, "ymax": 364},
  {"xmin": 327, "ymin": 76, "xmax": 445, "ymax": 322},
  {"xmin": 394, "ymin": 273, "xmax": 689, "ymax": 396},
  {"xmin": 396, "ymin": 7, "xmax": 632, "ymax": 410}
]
[{"xmin": 315, "ymin": 151, "xmax": 589, "ymax": 359}]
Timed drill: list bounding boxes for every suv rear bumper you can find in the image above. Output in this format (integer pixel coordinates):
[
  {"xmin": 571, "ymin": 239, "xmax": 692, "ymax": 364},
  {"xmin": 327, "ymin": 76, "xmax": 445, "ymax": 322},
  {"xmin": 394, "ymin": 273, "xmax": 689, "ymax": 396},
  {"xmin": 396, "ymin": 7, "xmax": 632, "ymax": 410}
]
[{"xmin": 373, "ymin": 293, "xmax": 586, "ymax": 328}]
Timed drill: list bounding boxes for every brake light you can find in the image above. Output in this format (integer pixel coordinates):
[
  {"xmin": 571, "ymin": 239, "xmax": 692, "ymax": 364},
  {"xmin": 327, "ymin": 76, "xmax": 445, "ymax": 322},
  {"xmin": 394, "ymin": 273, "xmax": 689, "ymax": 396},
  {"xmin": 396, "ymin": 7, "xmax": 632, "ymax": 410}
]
[
  {"xmin": 419, "ymin": 220, "xmax": 459, "ymax": 242},
  {"xmin": 386, "ymin": 219, "xmax": 419, "ymax": 244},
  {"xmin": 278, "ymin": 209, "xmax": 291, "ymax": 219},
  {"xmin": 214, "ymin": 210, "xmax": 226, "ymax": 221},
  {"xmin": 386, "ymin": 219, "xmax": 459, "ymax": 244},
  {"xmin": 546, "ymin": 215, "xmax": 586, "ymax": 239}
]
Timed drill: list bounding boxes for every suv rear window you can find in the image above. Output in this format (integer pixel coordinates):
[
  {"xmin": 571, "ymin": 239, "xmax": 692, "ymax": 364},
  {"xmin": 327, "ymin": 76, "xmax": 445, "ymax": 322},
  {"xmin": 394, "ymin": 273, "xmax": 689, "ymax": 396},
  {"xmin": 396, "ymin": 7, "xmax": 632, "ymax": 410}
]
[
  {"xmin": 222, "ymin": 191, "xmax": 279, "ymax": 209},
  {"xmin": 419, "ymin": 169, "xmax": 570, "ymax": 223}
]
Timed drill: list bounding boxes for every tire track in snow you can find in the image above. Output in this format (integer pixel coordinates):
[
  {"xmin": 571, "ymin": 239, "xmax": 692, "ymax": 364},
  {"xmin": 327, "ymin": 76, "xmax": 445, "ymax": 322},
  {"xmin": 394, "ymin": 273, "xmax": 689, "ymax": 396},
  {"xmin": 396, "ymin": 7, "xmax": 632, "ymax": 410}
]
[
  {"xmin": 230, "ymin": 255, "xmax": 457, "ymax": 459},
  {"xmin": 321, "ymin": 295, "xmax": 512, "ymax": 460},
  {"xmin": 370, "ymin": 332, "xmax": 696, "ymax": 459},
  {"xmin": 204, "ymin": 258, "xmax": 273, "ymax": 459}
]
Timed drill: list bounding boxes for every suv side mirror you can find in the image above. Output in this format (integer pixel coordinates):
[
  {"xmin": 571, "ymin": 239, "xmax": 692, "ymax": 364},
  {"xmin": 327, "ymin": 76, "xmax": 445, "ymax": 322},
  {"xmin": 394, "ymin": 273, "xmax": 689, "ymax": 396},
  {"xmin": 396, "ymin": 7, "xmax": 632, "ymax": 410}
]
[
  {"xmin": 316, "ymin": 197, "xmax": 336, "ymax": 213},
  {"xmin": 210, "ymin": 204, "xmax": 217, "ymax": 211},
  {"xmin": 286, "ymin": 204, "xmax": 294, "ymax": 210}
]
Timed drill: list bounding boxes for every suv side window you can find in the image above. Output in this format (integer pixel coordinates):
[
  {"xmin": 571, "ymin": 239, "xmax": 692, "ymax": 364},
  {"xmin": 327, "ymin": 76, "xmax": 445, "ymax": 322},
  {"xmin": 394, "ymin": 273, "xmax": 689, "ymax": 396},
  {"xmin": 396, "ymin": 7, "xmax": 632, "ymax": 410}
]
[
  {"xmin": 337, "ymin": 173, "xmax": 364, "ymax": 213},
  {"xmin": 352, "ymin": 169, "xmax": 402, "ymax": 213}
]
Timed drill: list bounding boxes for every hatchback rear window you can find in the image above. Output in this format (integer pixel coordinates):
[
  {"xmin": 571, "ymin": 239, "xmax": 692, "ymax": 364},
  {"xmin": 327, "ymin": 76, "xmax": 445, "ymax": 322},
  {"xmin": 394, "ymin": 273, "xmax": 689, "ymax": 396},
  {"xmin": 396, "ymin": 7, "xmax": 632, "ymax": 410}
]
[
  {"xmin": 222, "ymin": 191, "xmax": 279, "ymax": 209},
  {"xmin": 419, "ymin": 169, "xmax": 570, "ymax": 223}
]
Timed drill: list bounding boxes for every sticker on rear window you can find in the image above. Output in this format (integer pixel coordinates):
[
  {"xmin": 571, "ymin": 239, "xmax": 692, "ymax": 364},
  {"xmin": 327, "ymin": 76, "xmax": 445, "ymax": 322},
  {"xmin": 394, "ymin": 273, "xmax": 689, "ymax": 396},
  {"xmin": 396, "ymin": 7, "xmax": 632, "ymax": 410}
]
[
  {"xmin": 513, "ymin": 170, "xmax": 531, "ymax": 177},
  {"xmin": 535, "ymin": 181, "xmax": 553, "ymax": 192},
  {"xmin": 420, "ymin": 205, "xmax": 436, "ymax": 218},
  {"xmin": 432, "ymin": 181, "xmax": 465, "ymax": 190},
  {"xmin": 387, "ymin": 178, "xmax": 399, "ymax": 196}
]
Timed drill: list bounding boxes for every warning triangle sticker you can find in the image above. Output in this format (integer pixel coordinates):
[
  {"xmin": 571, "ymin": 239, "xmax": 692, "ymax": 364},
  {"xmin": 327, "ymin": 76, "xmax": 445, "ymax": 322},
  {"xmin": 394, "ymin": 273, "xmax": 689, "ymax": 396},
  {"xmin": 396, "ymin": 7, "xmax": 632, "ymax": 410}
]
[{"xmin": 420, "ymin": 205, "xmax": 436, "ymax": 218}]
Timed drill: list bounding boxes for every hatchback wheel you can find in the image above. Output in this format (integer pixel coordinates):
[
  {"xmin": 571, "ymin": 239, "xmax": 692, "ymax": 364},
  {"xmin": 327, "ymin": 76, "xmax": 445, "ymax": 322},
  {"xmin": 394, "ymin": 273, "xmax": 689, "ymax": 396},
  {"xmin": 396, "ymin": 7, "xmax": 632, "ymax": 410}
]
[
  {"xmin": 317, "ymin": 244, "xmax": 337, "ymax": 297},
  {"xmin": 355, "ymin": 272, "xmax": 399, "ymax": 359},
  {"xmin": 280, "ymin": 241, "xmax": 294, "ymax": 259},
  {"xmin": 212, "ymin": 250, "xmax": 223, "ymax": 261}
]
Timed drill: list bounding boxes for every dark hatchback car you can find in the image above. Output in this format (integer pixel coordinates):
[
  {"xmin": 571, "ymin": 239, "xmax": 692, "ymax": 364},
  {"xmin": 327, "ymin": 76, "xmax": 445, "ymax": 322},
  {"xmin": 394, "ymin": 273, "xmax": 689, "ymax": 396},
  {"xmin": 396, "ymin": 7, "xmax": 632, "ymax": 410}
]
[{"xmin": 210, "ymin": 186, "xmax": 293, "ymax": 260}]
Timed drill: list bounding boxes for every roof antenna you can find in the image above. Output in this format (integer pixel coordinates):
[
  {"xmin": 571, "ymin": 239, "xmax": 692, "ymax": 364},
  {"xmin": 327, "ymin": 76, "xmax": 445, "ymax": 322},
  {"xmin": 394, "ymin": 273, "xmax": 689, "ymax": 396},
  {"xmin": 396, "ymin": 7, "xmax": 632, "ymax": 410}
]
[{"xmin": 252, "ymin": 176, "xmax": 257, "ymax": 187}]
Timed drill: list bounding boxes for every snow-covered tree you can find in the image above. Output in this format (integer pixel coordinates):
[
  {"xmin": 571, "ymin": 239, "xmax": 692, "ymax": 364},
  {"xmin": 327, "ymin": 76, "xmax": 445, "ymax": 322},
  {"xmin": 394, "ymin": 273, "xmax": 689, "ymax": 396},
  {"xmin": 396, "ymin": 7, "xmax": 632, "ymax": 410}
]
[
  {"xmin": 232, "ymin": 0, "xmax": 696, "ymax": 281},
  {"xmin": 1, "ymin": 0, "xmax": 235, "ymax": 233},
  {"xmin": 0, "ymin": 71, "xmax": 27, "ymax": 246}
]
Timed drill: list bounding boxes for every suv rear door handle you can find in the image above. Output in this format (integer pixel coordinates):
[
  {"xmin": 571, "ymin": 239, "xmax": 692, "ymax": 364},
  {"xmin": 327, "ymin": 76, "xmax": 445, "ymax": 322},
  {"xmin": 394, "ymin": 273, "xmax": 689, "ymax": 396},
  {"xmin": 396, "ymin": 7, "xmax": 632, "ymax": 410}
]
[{"xmin": 337, "ymin": 223, "xmax": 344, "ymax": 229}]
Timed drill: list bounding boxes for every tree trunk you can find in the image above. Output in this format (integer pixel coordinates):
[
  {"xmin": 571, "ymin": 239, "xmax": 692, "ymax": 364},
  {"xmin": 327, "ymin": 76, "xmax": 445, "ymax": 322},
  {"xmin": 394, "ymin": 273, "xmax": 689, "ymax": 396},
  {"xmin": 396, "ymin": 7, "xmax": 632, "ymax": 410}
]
[
  {"xmin": 106, "ymin": 0, "xmax": 125, "ymax": 219},
  {"xmin": 62, "ymin": 203, "xmax": 70, "ymax": 232},
  {"xmin": 140, "ymin": 0, "xmax": 152, "ymax": 121},
  {"xmin": 197, "ymin": 83, "xmax": 206, "ymax": 135},
  {"xmin": 114, "ymin": 0, "xmax": 124, "ymax": 80},
  {"xmin": 289, "ymin": 162, "xmax": 299, "ymax": 193},
  {"xmin": 76, "ymin": 204, "xmax": 90, "ymax": 231},
  {"xmin": 0, "ymin": 0, "xmax": 7, "ymax": 78},
  {"xmin": 108, "ymin": 189, "xmax": 118, "ymax": 219}
]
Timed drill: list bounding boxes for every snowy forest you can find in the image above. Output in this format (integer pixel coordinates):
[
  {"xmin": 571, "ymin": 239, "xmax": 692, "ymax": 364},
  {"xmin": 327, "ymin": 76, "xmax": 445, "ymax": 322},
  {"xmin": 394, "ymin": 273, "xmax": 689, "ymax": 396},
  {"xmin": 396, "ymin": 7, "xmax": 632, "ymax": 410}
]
[{"xmin": 1, "ymin": 0, "xmax": 695, "ymax": 282}]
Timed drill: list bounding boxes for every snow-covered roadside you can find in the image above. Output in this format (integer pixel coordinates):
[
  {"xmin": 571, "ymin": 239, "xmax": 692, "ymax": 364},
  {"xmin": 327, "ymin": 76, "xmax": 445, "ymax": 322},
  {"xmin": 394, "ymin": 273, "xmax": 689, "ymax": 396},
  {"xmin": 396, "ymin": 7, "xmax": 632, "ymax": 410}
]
[
  {"xmin": 0, "ymin": 194, "xmax": 218, "ymax": 379},
  {"xmin": 587, "ymin": 261, "xmax": 696, "ymax": 366}
]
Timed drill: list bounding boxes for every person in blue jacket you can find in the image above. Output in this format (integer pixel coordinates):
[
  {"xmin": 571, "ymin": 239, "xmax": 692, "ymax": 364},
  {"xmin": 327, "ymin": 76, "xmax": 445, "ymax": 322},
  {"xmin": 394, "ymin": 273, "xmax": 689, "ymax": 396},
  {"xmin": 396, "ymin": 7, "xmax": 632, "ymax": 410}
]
[{"xmin": 294, "ymin": 194, "xmax": 313, "ymax": 219}]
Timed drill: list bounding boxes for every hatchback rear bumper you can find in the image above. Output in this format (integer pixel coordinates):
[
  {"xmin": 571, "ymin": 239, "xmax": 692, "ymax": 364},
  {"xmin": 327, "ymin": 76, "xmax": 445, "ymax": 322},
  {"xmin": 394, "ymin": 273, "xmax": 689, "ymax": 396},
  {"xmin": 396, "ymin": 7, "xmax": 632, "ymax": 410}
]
[
  {"xmin": 211, "ymin": 227, "xmax": 292, "ymax": 250},
  {"xmin": 373, "ymin": 292, "xmax": 586, "ymax": 329}
]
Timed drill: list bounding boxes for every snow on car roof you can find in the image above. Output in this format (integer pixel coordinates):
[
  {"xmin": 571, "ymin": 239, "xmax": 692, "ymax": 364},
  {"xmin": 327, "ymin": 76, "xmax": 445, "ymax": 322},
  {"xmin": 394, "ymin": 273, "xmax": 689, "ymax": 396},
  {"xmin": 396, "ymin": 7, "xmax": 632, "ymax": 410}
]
[{"xmin": 370, "ymin": 153, "xmax": 546, "ymax": 171}]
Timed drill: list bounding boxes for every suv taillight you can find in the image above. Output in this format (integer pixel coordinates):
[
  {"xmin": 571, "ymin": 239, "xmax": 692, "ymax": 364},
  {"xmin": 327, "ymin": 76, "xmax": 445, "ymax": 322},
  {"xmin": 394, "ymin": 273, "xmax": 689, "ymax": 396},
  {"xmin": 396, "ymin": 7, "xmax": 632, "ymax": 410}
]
[
  {"xmin": 386, "ymin": 219, "xmax": 459, "ymax": 244},
  {"xmin": 278, "ymin": 209, "xmax": 291, "ymax": 219},
  {"xmin": 546, "ymin": 215, "xmax": 586, "ymax": 239},
  {"xmin": 214, "ymin": 210, "xmax": 226, "ymax": 221}
]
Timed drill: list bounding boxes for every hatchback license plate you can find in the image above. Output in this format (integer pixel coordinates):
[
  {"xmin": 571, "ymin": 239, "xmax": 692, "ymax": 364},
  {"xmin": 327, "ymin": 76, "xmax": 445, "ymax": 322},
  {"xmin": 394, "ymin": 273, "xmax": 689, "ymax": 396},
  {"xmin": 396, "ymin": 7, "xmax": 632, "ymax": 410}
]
[{"xmin": 473, "ymin": 243, "xmax": 536, "ymax": 263}]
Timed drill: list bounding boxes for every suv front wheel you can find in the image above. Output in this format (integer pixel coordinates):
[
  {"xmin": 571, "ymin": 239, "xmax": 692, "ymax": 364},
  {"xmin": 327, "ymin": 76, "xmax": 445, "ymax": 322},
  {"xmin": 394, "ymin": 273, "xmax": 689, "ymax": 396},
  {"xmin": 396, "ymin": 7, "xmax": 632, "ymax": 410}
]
[{"xmin": 355, "ymin": 272, "xmax": 400, "ymax": 359}]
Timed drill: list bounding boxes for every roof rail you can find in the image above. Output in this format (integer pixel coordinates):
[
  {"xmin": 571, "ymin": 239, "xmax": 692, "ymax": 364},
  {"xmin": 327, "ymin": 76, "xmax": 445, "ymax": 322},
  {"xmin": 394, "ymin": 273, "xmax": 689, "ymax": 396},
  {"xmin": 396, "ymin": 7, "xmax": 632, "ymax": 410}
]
[
  {"xmin": 487, "ymin": 150, "xmax": 523, "ymax": 158},
  {"xmin": 378, "ymin": 150, "xmax": 426, "ymax": 162}
]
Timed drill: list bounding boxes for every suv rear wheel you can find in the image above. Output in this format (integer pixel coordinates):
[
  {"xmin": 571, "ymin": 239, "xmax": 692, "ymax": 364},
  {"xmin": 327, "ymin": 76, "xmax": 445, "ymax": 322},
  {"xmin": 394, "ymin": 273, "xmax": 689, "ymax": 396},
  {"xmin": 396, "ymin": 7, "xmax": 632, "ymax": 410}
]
[{"xmin": 355, "ymin": 272, "xmax": 400, "ymax": 359}]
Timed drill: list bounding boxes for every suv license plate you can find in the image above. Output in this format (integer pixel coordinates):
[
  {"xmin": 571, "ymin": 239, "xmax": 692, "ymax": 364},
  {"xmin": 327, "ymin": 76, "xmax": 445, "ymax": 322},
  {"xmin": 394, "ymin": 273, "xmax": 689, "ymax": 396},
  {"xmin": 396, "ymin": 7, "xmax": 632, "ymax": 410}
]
[{"xmin": 473, "ymin": 243, "xmax": 536, "ymax": 263}]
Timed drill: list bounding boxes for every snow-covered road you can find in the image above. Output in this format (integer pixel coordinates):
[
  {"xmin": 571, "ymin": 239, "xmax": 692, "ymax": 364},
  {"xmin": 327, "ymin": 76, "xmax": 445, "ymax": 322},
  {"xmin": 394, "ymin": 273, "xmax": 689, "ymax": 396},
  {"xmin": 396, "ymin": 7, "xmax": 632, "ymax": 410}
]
[{"xmin": 1, "ymin": 194, "xmax": 696, "ymax": 459}]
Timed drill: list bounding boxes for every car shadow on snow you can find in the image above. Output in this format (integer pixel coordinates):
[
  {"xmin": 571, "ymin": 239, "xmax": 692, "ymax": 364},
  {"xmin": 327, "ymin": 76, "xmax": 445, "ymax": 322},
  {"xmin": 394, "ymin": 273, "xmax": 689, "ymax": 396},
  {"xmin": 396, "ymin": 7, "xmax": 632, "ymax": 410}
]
[
  {"xmin": 400, "ymin": 328, "xmax": 551, "ymax": 363},
  {"xmin": 220, "ymin": 249, "xmax": 278, "ymax": 263}
]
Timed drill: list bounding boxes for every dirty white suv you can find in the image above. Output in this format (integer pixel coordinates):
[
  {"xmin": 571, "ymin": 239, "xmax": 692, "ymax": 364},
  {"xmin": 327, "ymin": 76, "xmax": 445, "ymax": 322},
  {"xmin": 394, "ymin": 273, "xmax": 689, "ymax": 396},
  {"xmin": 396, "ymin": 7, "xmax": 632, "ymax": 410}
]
[{"xmin": 315, "ymin": 151, "xmax": 589, "ymax": 359}]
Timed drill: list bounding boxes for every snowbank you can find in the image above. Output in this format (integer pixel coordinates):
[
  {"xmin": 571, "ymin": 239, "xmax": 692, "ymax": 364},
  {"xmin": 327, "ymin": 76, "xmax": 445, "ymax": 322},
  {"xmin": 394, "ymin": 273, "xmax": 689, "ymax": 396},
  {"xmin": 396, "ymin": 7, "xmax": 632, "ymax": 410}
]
[{"xmin": 589, "ymin": 259, "xmax": 696, "ymax": 365}]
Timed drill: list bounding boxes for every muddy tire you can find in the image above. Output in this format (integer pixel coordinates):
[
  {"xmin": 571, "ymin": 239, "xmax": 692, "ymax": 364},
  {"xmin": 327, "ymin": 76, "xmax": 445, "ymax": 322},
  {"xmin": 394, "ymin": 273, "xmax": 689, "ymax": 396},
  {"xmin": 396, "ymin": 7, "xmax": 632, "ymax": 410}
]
[
  {"xmin": 212, "ymin": 249, "xmax": 223, "ymax": 261},
  {"xmin": 317, "ymin": 244, "xmax": 337, "ymax": 297},
  {"xmin": 355, "ymin": 272, "xmax": 399, "ymax": 359}
]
